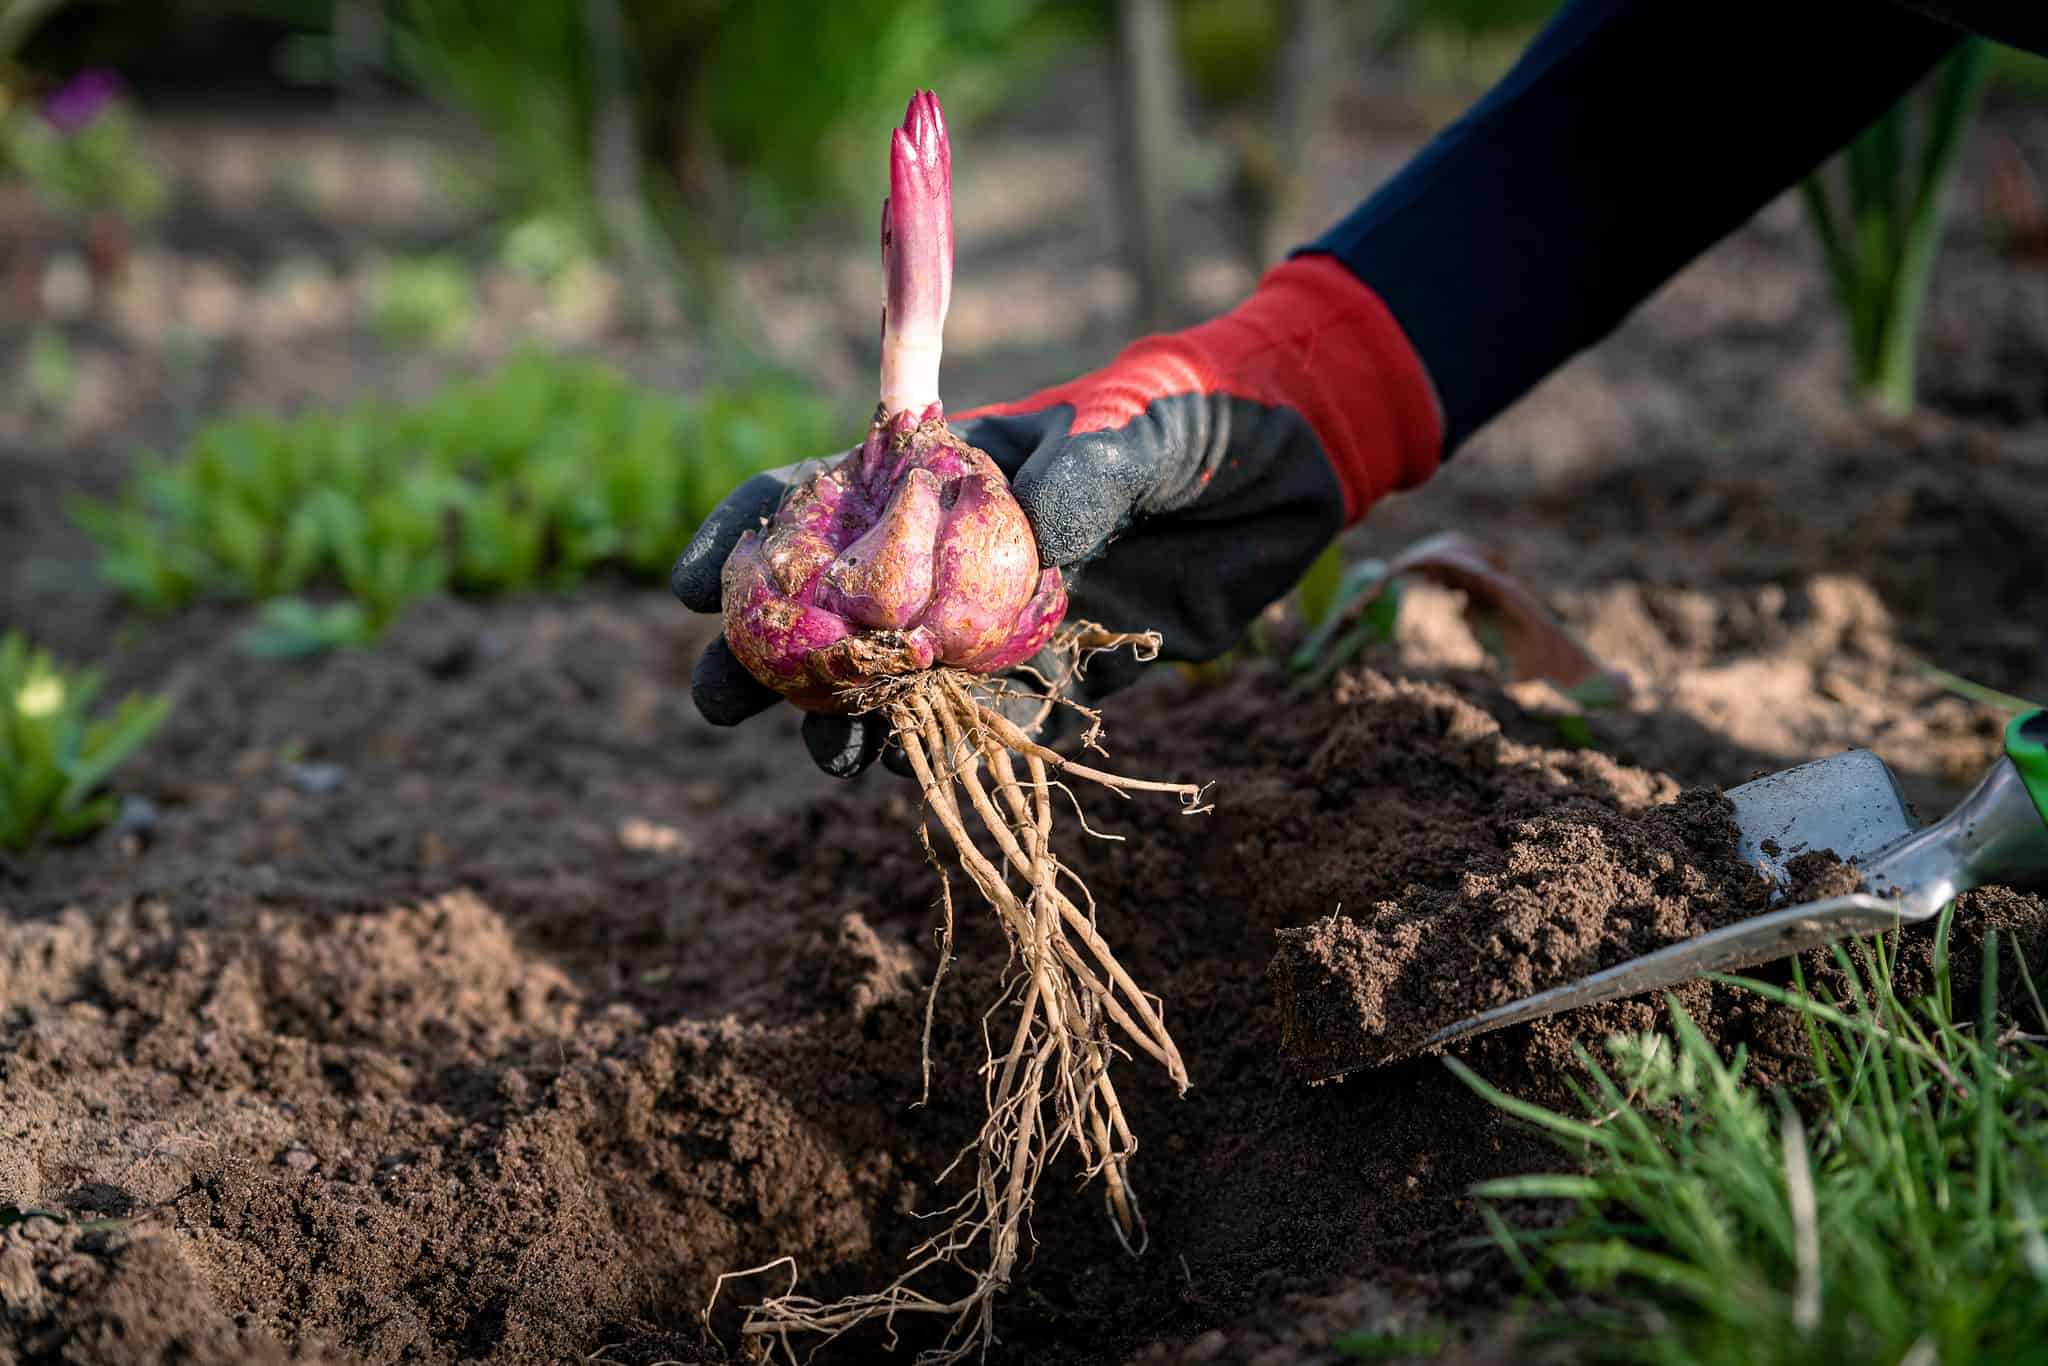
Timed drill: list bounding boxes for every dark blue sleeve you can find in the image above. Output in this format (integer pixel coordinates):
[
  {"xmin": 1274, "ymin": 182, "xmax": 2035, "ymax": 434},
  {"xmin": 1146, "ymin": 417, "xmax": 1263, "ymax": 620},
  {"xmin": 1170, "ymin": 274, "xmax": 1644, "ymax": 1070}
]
[{"xmin": 1304, "ymin": 0, "xmax": 1971, "ymax": 453}]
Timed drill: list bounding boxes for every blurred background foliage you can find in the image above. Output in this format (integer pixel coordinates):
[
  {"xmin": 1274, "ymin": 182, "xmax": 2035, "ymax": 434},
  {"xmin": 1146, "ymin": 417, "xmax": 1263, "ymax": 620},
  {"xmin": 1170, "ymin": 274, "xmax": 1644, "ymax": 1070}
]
[
  {"xmin": 15, "ymin": 0, "xmax": 1100, "ymax": 244},
  {"xmin": 7, "ymin": 0, "xmax": 2048, "ymax": 645},
  {"xmin": 14, "ymin": 0, "xmax": 2047, "ymax": 349},
  {"xmin": 68, "ymin": 348, "xmax": 847, "ymax": 648}
]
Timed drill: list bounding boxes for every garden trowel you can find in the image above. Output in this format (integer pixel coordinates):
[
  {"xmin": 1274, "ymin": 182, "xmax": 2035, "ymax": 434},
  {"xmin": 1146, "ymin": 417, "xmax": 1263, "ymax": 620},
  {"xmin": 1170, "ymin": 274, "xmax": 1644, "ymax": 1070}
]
[{"xmin": 1402, "ymin": 709, "xmax": 2048, "ymax": 1059}]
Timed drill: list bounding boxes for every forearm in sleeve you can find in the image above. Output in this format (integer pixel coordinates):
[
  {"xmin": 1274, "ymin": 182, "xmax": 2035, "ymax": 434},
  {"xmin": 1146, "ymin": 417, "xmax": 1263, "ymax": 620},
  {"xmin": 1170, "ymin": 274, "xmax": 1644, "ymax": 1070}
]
[{"xmin": 1303, "ymin": 0, "xmax": 1966, "ymax": 452}]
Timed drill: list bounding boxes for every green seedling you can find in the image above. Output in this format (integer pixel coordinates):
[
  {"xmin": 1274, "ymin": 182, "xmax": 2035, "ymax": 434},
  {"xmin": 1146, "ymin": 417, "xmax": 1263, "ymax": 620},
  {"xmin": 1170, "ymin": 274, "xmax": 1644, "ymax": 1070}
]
[
  {"xmin": 1291, "ymin": 556, "xmax": 1406, "ymax": 689},
  {"xmin": 371, "ymin": 255, "xmax": 478, "ymax": 347},
  {"xmin": 26, "ymin": 322, "xmax": 75, "ymax": 415},
  {"xmin": 1332, "ymin": 1325, "xmax": 1452, "ymax": 1361},
  {"xmin": 1450, "ymin": 922, "xmax": 2048, "ymax": 1366},
  {"xmin": 1801, "ymin": 38, "xmax": 1990, "ymax": 419},
  {"xmin": 71, "ymin": 349, "xmax": 844, "ymax": 650},
  {"xmin": 0, "ymin": 1203, "xmax": 132, "ymax": 1235},
  {"xmin": 1291, "ymin": 534, "xmax": 1630, "ymax": 735},
  {"xmin": 500, "ymin": 213, "xmax": 586, "ymax": 281},
  {"xmin": 1550, "ymin": 672, "xmax": 1628, "ymax": 750},
  {"xmin": 1293, "ymin": 539, "xmax": 1347, "ymax": 631},
  {"xmin": 236, "ymin": 599, "xmax": 375, "ymax": 659},
  {"xmin": 0, "ymin": 630, "xmax": 170, "ymax": 851}
]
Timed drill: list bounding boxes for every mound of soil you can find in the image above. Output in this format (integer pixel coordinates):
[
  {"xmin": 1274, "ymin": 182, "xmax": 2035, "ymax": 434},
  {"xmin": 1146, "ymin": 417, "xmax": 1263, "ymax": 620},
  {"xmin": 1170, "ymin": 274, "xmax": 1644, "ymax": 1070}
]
[
  {"xmin": 1267, "ymin": 708, "xmax": 1771, "ymax": 1076},
  {"xmin": 4, "ymin": 603, "xmax": 2043, "ymax": 1364}
]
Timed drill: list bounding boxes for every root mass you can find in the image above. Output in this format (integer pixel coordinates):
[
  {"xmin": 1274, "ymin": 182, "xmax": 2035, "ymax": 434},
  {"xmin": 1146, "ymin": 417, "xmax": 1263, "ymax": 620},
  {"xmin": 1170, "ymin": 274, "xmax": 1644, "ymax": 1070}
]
[{"xmin": 723, "ymin": 630, "xmax": 1207, "ymax": 1363}]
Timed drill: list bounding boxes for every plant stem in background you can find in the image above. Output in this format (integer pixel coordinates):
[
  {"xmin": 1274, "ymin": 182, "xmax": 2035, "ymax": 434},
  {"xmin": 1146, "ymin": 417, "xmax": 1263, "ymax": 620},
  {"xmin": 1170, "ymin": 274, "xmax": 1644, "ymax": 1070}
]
[
  {"xmin": 577, "ymin": 0, "xmax": 743, "ymax": 350},
  {"xmin": 1251, "ymin": 0, "xmax": 1332, "ymax": 270},
  {"xmin": 1800, "ymin": 38, "xmax": 1990, "ymax": 419},
  {"xmin": 1114, "ymin": 0, "xmax": 1182, "ymax": 331}
]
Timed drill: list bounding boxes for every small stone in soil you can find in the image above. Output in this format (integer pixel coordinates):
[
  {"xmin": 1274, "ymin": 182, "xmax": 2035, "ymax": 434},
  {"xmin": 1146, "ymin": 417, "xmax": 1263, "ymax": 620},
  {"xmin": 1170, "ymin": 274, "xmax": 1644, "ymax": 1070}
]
[
  {"xmin": 115, "ymin": 794, "xmax": 159, "ymax": 836},
  {"xmin": 282, "ymin": 761, "xmax": 347, "ymax": 795}
]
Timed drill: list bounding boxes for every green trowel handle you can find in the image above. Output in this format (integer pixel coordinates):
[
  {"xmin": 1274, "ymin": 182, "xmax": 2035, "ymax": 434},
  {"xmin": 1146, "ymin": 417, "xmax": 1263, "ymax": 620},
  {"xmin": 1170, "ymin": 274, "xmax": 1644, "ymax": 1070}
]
[{"xmin": 2010, "ymin": 710, "xmax": 2048, "ymax": 829}]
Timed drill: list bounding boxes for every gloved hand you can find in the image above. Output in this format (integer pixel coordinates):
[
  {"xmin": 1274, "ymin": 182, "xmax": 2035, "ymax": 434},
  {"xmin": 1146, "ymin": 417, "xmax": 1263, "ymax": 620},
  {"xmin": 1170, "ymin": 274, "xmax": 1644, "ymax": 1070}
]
[{"xmin": 671, "ymin": 253, "xmax": 1444, "ymax": 777}]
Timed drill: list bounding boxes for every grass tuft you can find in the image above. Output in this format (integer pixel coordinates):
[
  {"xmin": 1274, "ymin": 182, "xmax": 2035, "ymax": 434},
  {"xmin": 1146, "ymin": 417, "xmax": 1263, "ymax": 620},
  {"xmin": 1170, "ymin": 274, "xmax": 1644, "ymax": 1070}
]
[
  {"xmin": 0, "ymin": 630, "xmax": 170, "ymax": 852},
  {"xmin": 1446, "ymin": 918, "xmax": 2048, "ymax": 1364}
]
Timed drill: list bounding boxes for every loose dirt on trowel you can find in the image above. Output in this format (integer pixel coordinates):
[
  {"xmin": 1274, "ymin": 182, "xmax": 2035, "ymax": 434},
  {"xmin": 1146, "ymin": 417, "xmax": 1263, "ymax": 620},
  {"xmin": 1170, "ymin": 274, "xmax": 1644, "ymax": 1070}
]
[{"xmin": 5, "ymin": 599, "xmax": 2043, "ymax": 1366}]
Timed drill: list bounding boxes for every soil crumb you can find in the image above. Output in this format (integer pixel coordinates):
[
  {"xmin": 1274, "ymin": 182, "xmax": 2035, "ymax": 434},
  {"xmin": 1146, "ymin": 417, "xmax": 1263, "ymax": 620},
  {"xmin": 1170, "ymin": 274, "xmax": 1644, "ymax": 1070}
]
[
  {"xmin": 1782, "ymin": 849, "xmax": 1865, "ymax": 902},
  {"xmin": 1, "ymin": 1215, "xmax": 317, "ymax": 1365}
]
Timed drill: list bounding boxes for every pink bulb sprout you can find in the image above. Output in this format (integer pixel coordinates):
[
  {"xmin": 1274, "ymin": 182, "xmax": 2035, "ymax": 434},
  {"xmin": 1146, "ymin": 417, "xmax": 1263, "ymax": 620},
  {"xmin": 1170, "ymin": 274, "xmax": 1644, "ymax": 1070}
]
[{"xmin": 722, "ymin": 91, "xmax": 1066, "ymax": 712}]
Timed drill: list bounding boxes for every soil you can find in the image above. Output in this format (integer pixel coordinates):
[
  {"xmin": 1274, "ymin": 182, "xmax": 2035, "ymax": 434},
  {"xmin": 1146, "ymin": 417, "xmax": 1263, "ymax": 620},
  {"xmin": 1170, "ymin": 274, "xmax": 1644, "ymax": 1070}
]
[
  {"xmin": 4, "ymin": 627, "xmax": 2042, "ymax": 1366},
  {"xmin": 1266, "ymin": 722, "xmax": 1771, "ymax": 1077},
  {"xmin": 1782, "ymin": 849, "xmax": 1866, "ymax": 903},
  {"xmin": 6, "ymin": 68, "xmax": 2048, "ymax": 1366}
]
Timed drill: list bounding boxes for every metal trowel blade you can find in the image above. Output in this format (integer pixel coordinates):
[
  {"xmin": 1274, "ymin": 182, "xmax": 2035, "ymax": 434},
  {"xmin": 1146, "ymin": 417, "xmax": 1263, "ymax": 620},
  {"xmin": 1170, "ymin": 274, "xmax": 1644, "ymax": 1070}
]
[
  {"xmin": 1724, "ymin": 748, "xmax": 1920, "ymax": 888},
  {"xmin": 1347, "ymin": 748, "xmax": 1927, "ymax": 1076}
]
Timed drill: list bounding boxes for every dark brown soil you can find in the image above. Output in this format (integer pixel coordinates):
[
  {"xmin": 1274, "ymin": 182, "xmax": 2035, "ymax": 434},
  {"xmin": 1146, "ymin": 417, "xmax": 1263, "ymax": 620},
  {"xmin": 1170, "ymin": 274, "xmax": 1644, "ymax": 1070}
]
[
  {"xmin": 4, "ymin": 617, "xmax": 2043, "ymax": 1366},
  {"xmin": 1266, "ymin": 696, "xmax": 1771, "ymax": 1077},
  {"xmin": 1783, "ymin": 849, "xmax": 1865, "ymax": 902},
  {"xmin": 7, "ymin": 79, "xmax": 2048, "ymax": 1366}
]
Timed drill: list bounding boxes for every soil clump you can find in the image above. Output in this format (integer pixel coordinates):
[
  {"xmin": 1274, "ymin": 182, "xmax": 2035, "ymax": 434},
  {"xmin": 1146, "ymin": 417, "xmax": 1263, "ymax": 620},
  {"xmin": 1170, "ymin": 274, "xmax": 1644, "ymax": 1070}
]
[{"xmin": 1267, "ymin": 732, "xmax": 1771, "ymax": 1077}]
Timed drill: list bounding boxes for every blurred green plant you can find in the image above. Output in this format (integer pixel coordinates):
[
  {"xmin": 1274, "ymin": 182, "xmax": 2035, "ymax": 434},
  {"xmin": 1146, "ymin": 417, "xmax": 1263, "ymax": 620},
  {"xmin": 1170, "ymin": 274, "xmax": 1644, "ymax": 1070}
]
[
  {"xmin": 1912, "ymin": 658, "xmax": 2045, "ymax": 715},
  {"xmin": 704, "ymin": 0, "xmax": 1071, "ymax": 227},
  {"xmin": 236, "ymin": 598, "xmax": 375, "ymax": 658},
  {"xmin": 0, "ymin": 68, "xmax": 162, "ymax": 223},
  {"xmin": 1332, "ymin": 1325, "xmax": 1451, "ymax": 1361},
  {"xmin": 1375, "ymin": 0, "xmax": 1560, "ymax": 122},
  {"xmin": 70, "ymin": 349, "xmax": 846, "ymax": 647},
  {"xmin": 370, "ymin": 254, "xmax": 477, "ymax": 348},
  {"xmin": 1452, "ymin": 923, "xmax": 2048, "ymax": 1365},
  {"xmin": 1987, "ymin": 43, "xmax": 2048, "ymax": 99},
  {"xmin": 1802, "ymin": 39, "xmax": 1991, "ymax": 420},
  {"xmin": 25, "ymin": 320, "xmax": 73, "ymax": 412},
  {"xmin": 1291, "ymin": 553, "xmax": 1407, "ymax": 688},
  {"xmin": 0, "ymin": 629, "xmax": 170, "ymax": 850},
  {"xmin": 386, "ymin": 0, "xmax": 1085, "ymax": 333},
  {"xmin": 1171, "ymin": 0, "xmax": 1282, "ymax": 110},
  {"xmin": 1380, "ymin": 0, "xmax": 1560, "ymax": 44}
]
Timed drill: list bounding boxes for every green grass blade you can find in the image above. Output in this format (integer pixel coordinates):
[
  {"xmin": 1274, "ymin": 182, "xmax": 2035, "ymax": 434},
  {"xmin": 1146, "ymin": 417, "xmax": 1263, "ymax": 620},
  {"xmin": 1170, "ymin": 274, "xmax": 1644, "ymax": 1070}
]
[
  {"xmin": 1877, "ymin": 38, "xmax": 1991, "ymax": 414},
  {"xmin": 1442, "ymin": 1056, "xmax": 1612, "ymax": 1151},
  {"xmin": 56, "ymin": 693, "xmax": 171, "ymax": 814}
]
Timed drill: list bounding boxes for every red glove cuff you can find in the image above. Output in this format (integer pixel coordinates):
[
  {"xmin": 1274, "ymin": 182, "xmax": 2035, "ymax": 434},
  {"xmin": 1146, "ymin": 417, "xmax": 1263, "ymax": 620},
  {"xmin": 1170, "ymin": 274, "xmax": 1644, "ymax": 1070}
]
[{"xmin": 958, "ymin": 255, "xmax": 1444, "ymax": 524}]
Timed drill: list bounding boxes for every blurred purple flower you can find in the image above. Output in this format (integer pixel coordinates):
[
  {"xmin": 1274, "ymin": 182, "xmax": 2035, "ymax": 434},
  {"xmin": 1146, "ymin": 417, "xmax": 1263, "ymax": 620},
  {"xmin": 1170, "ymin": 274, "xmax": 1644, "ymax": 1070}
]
[{"xmin": 43, "ymin": 68, "xmax": 125, "ymax": 135}]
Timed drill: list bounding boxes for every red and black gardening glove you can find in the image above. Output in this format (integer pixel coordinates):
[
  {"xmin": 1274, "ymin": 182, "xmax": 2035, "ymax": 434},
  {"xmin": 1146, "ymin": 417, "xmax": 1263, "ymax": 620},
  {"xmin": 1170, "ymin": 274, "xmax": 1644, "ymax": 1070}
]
[{"xmin": 672, "ymin": 254, "xmax": 1444, "ymax": 777}]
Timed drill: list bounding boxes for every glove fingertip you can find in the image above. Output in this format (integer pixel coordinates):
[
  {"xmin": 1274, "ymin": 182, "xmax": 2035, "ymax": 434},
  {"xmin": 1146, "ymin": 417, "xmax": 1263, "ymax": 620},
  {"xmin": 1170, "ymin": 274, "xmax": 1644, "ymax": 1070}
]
[
  {"xmin": 670, "ymin": 551, "xmax": 709, "ymax": 611},
  {"xmin": 1011, "ymin": 432, "xmax": 1147, "ymax": 568},
  {"xmin": 803, "ymin": 713, "xmax": 885, "ymax": 778},
  {"xmin": 673, "ymin": 470, "xmax": 787, "ymax": 611},
  {"xmin": 691, "ymin": 636, "xmax": 782, "ymax": 726}
]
